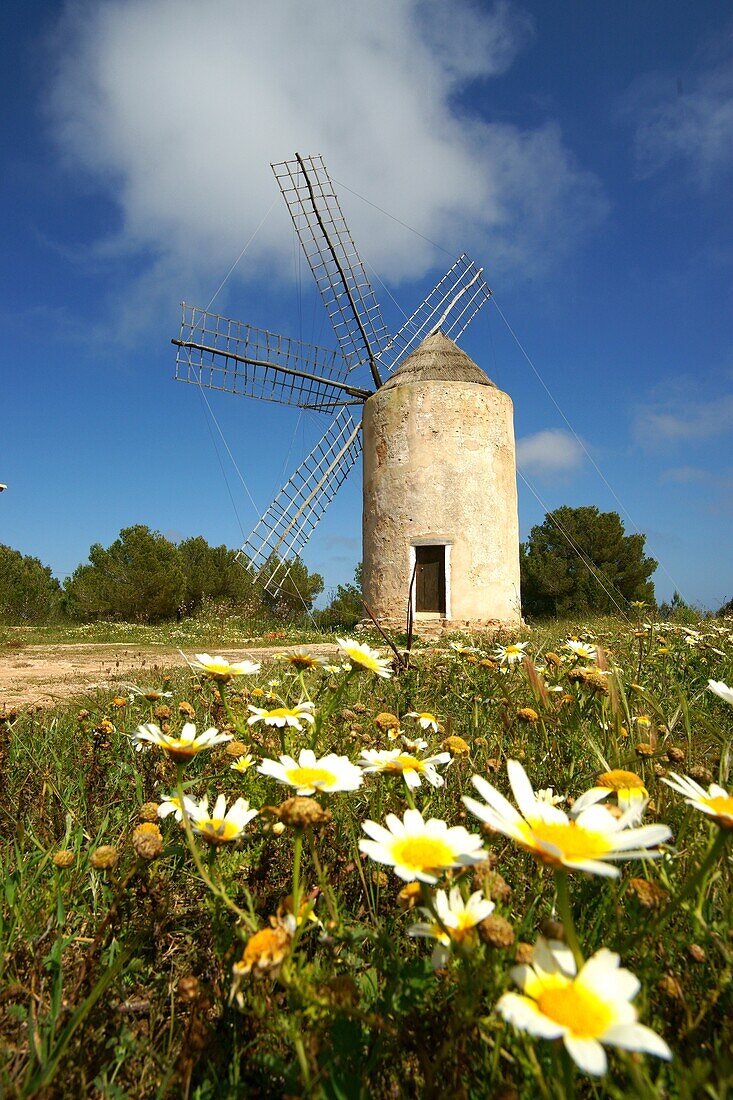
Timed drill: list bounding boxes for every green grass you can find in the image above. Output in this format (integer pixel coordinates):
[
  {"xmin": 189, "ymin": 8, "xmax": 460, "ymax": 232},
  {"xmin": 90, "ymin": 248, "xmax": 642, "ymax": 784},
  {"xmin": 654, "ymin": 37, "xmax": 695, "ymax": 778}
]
[{"xmin": 1, "ymin": 616, "xmax": 732, "ymax": 1097}]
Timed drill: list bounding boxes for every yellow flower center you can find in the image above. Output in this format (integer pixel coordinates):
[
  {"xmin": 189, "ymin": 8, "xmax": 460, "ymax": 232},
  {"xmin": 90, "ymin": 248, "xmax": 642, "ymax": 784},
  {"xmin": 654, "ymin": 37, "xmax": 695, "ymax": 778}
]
[
  {"xmin": 536, "ymin": 980, "xmax": 614, "ymax": 1039},
  {"xmin": 703, "ymin": 795, "xmax": 733, "ymax": 824},
  {"xmin": 597, "ymin": 770, "xmax": 646, "ymax": 792},
  {"xmin": 505, "ymin": 645, "xmax": 523, "ymax": 655},
  {"xmin": 521, "ymin": 820, "xmax": 613, "ymax": 863},
  {"xmin": 286, "ymin": 766, "xmax": 336, "ymax": 789},
  {"xmin": 164, "ymin": 742, "xmax": 201, "ymax": 760},
  {"xmin": 391, "ymin": 836, "xmax": 455, "ymax": 872},
  {"xmin": 386, "ymin": 755, "xmax": 426, "ymax": 773},
  {"xmin": 197, "ymin": 818, "xmax": 241, "ymax": 843},
  {"xmin": 264, "ymin": 708, "xmax": 300, "ymax": 720}
]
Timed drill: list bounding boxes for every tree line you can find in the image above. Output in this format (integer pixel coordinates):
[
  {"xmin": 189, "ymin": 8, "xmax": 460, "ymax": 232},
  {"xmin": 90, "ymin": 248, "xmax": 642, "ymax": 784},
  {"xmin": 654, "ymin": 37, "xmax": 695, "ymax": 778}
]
[
  {"xmin": 1, "ymin": 508, "xmax": 726, "ymax": 627},
  {"xmin": 0, "ymin": 526, "xmax": 323, "ymax": 626}
]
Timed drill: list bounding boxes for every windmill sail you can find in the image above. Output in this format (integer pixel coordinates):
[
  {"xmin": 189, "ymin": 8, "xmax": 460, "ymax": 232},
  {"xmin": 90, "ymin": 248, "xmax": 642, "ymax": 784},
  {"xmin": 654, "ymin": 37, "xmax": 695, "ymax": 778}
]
[
  {"xmin": 173, "ymin": 303, "xmax": 371, "ymax": 410},
  {"xmin": 376, "ymin": 254, "xmax": 492, "ymax": 375},
  {"xmin": 238, "ymin": 408, "xmax": 362, "ymax": 594},
  {"xmin": 271, "ymin": 154, "xmax": 390, "ymax": 383}
]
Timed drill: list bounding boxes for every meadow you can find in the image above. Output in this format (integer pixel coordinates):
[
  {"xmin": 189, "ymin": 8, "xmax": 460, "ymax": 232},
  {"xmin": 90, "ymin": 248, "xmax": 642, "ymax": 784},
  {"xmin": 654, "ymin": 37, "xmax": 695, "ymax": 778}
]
[{"xmin": 1, "ymin": 615, "xmax": 731, "ymax": 1098}]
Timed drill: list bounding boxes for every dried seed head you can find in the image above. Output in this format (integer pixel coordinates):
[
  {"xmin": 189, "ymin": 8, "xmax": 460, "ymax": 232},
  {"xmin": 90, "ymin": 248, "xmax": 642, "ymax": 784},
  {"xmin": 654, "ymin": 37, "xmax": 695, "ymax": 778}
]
[
  {"xmin": 139, "ymin": 802, "xmax": 160, "ymax": 822},
  {"xmin": 154, "ymin": 705, "xmax": 172, "ymax": 721},
  {"xmin": 627, "ymin": 877, "xmax": 667, "ymax": 909},
  {"xmin": 277, "ymin": 796, "xmax": 331, "ymax": 829},
  {"xmin": 178, "ymin": 701, "xmax": 196, "ymax": 719},
  {"xmin": 53, "ymin": 849, "xmax": 75, "ymax": 869},
  {"xmin": 225, "ymin": 740, "xmax": 250, "ymax": 758},
  {"xmin": 240, "ymin": 925, "xmax": 292, "ymax": 977},
  {"xmin": 657, "ymin": 974, "xmax": 684, "ymax": 1001},
  {"xmin": 635, "ymin": 742, "xmax": 655, "ymax": 758},
  {"xmin": 688, "ymin": 944, "xmax": 705, "ymax": 963},
  {"xmin": 132, "ymin": 822, "xmax": 164, "ymax": 861},
  {"xmin": 374, "ymin": 711, "xmax": 400, "ymax": 731},
  {"xmin": 472, "ymin": 866, "xmax": 512, "ymax": 903},
  {"xmin": 479, "ymin": 914, "xmax": 515, "ymax": 949},
  {"xmin": 514, "ymin": 941, "xmax": 534, "ymax": 965},
  {"xmin": 516, "ymin": 707, "xmax": 539, "ymax": 723},
  {"xmin": 442, "ymin": 735, "xmax": 470, "ymax": 755},
  {"xmin": 667, "ymin": 746, "xmax": 686, "ymax": 763},
  {"xmin": 90, "ymin": 845, "xmax": 119, "ymax": 870},
  {"xmin": 545, "ymin": 652, "xmax": 563, "ymax": 667},
  {"xmin": 688, "ymin": 764, "xmax": 714, "ymax": 784},
  {"xmin": 77, "ymin": 710, "xmax": 90, "ymax": 722},
  {"xmin": 177, "ymin": 975, "xmax": 200, "ymax": 1002},
  {"xmin": 371, "ymin": 869, "xmax": 388, "ymax": 888}
]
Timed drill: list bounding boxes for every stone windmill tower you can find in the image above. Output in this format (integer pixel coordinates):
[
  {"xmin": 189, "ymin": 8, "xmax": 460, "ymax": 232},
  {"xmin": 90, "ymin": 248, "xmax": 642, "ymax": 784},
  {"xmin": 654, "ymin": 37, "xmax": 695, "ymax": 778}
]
[{"xmin": 172, "ymin": 154, "xmax": 521, "ymax": 632}]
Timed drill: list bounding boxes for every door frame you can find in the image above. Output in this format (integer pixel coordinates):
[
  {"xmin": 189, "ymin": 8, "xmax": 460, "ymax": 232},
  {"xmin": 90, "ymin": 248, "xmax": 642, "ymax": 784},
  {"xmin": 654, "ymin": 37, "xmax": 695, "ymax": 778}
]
[{"xmin": 409, "ymin": 539, "xmax": 452, "ymax": 620}]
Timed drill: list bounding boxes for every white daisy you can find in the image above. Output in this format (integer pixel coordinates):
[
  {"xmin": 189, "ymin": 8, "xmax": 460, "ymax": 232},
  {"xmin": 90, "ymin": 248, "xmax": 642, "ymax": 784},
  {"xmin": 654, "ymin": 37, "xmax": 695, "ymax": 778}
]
[
  {"xmin": 186, "ymin": 794, "xmax": 258, "ymax": 844},
  {"xmin": 409, "ymin": 886, "xmax": 495, "ymax": 968},
  {"xmin": 463, "ymin": 761, "xmax": 671, "ymax": 877},
  {"xmin": 358, "ymin": 748, "xmax": 451, "ymax": 790},
  {"xmin": 157, "ymin": 793, "xmax": 197, "ymax": 821},
  {"xmin": 359, "ymin": 808, "xmax": 486, "ymax": 883},
  {"xmin": 495, "ymin": 641, "xmax": 529, "ymax": 666},
  {"xmin": 405, "ymin": 711, "xmax": 440, "ymax": 733},
  {"xmin": 497, "ymin": 937, "xmax": 672, "ymax": 1076},
  {"xmin": 337, "ymin": 637, "xmax": 393, "ymax": 678},
  {"xmin": 132, "ymin": 722, "xmax": 231, "ymax": 762},
  {"xmin": 662, "ymin": 772, "xmax": 733, "ymax": 830},
  {"xmin": 258, "ymin": 748, "xmax": 363, "ymax": 795},
  {"xmin": 193, "ymin": 653, "xmax": 262, "ymax": 680},
  {"xmin": 246, "ymin": 701, "xmax": 316, "ymax": 731},
  {"xmin": 708, "ymin": 680, "xmax": 733, "ymax": 707},
  {"xmin": 565, "ymin": 639, "xmax": 597, "ymax": 661}
]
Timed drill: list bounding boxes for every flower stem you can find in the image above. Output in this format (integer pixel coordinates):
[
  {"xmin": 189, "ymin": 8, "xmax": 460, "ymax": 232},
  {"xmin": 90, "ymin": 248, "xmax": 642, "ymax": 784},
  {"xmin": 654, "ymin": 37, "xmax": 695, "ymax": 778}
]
[
  {"xmin": 175, "ymin": 767, "xmax": 254, "ymax": 929},
  {"xmin": 554, "ymin": 871, "xmax": 584, "ymax": 969}
]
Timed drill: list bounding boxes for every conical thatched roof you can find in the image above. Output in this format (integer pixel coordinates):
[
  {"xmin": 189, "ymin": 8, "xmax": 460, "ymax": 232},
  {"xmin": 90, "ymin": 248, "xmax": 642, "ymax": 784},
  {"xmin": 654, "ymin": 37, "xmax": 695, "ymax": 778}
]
[{"xmin": 380, "ymin": 330, "xmax": 495, "ymax": 391}]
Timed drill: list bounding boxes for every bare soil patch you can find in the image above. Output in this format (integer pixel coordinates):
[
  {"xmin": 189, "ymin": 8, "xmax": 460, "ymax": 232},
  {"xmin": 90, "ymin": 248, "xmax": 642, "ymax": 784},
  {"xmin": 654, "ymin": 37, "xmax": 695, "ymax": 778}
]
[{"xmin": 0, "ymin": 642, "xmax": 339, "ymax": 708}]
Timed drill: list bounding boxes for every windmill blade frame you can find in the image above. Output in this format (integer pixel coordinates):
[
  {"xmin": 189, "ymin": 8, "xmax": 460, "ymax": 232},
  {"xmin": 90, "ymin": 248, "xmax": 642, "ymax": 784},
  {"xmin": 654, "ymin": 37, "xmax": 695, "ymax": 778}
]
[
  {"xmin": 237, "ymin": 407, "xmax": 362, "ymax": 594},
  {"xmin": 173, "ymin": 303, "xmax": 371, "ymax": 411},
  {"xmin": 376, "ymin": 254, "xmax": 492, "ymax": 375},
  {"xmin": 271, "ymin": 154, "xmax": 390, "ymax": 384}
]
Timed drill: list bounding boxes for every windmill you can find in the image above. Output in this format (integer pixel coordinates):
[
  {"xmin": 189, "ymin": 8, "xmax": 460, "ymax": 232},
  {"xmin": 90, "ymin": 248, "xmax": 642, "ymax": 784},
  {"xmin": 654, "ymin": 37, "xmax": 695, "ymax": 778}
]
[{"xmin": 172, "ymin": 153, "xmax": 521, "ymax": 631}]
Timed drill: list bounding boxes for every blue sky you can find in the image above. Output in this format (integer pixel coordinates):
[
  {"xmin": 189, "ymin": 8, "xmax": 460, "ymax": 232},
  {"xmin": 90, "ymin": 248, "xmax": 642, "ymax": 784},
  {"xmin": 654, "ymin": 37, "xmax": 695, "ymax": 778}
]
[{"xmin": 2, "ymin": 0, "xmax": 732, "ymax": 610}]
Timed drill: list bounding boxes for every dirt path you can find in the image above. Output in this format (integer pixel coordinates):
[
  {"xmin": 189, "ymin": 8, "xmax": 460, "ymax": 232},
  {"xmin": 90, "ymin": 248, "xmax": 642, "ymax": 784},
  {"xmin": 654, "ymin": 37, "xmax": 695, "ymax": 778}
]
[{"xmin": 0, "ymin": 642, "xmax": 340, "ymax": 709}]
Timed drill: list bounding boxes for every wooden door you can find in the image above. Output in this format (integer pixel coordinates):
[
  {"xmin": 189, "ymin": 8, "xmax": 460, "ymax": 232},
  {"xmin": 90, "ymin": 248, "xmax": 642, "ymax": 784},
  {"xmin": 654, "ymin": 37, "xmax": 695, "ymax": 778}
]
[{"xmin": 415, "ymin": 546, "xmax": 445, "ymax": 614}]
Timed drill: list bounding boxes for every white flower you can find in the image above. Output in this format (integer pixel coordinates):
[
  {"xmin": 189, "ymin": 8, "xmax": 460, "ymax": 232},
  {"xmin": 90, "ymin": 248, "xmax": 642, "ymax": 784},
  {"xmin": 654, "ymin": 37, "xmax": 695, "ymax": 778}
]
[
  {"xmin": 258, "ymin": 748, "xmax": 364, "ymax": 795},
  {"xmin": 246, "ymin": 701, "xmax": 315, "ymax": 731},
  {"xmin": 536, "ymin": 787, "xmax": 565, "ymax": 807},
  {"xmin": 463, "ymin": 761, "xmax": 671, "ymax": 877},
  {"xmin": 193, "ymin": 653, "xmax": 262, "ymax": 680},
  {"xmin": 359, "ymin": 808, "xmax": 486, "ymax": 883},
  {"xmin": 662, "ymin": 772, "xmax": 733, "ymax": 830},
  {"xmin": 497, "ymin": 937, "xmax": 672, "ymax": 1076},
  {"xmin": 157, "ymin": 793, "xmax": 197, "ymax": 821},
  {"xmin": 409, "ymin": 886, "xmax": 494, "ymax": 968},
  {"xmin": 573, "ymin": 770, "xmax": 649, "ymax": 817},
  {"xmin": 495, "ymin": 641, "xmax": 529, "ymax": 666},
  {"xmin": 132, "ymin": 722, "xmax": 231, "ymax": 761},
  {"xmin": 565, "ymin": 639, "xmax": 597, "ymax": 660},
  {"xmin": 708, "ymin": 680, "xmax": 733, "ymax": 706},
  {"xmin": 185, "ymin": 794, "xmax": 258, "ymax": 844},
  {"xmin": 405, "ymin": 711, "xmax": 440, "ymax": 733},
  {"xmin": 358, "ymin": 748, "xmax": 451, "ymax": 790},
  {"xmin": 337, "ymin": 637, "xmax": 393, "ymax": 678}
]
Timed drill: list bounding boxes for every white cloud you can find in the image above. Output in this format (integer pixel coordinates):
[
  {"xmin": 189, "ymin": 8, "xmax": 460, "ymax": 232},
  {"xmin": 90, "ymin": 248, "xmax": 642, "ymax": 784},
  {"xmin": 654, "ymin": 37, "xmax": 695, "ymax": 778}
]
[
  {"xmin": 629, "ymin": 37, "xmax": 733, "ymax": 186},
  {"xmin": 46, "ymin": 0, "xmax": 606, "ymax": 322},
  {"xmin": 516, "ymin": 429, "xmax": 584, "ymax": 478},
  {"xmin": 634, "ymin": 393, "xmax": 733, "ymax": 445}
]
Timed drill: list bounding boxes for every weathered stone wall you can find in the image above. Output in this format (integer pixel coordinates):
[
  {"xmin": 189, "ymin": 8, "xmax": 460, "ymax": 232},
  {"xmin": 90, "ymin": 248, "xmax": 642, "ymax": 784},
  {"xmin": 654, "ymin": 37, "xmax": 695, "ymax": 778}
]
[{"xmin": 362, "ymin": 378, "xmax": 521, "ymax": 630}]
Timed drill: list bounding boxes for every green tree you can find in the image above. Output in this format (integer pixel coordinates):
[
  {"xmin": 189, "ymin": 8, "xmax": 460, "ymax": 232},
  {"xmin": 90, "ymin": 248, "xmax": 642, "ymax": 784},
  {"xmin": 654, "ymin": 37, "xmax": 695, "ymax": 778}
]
[
  {"xmin": 64, "ymin": 525, "xmax": 186, "ymax": 623},
  {"xmin": 318, "ymin": 563, "xmax": 363, "ymax": 630},
  {"xmin": 177, "ymin": 536, "xmax": 260, "ymax": 615},
  {"xmin": 259, "ymin": 554, "xmax": 324, "ymax": 621},
  {"xmin": 520, "ymin": 506, "xmax": 656, "ymax": 619},
  {"xmin": 0, "ymin": 544, "xmax": 63, "ymax": 623}
]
